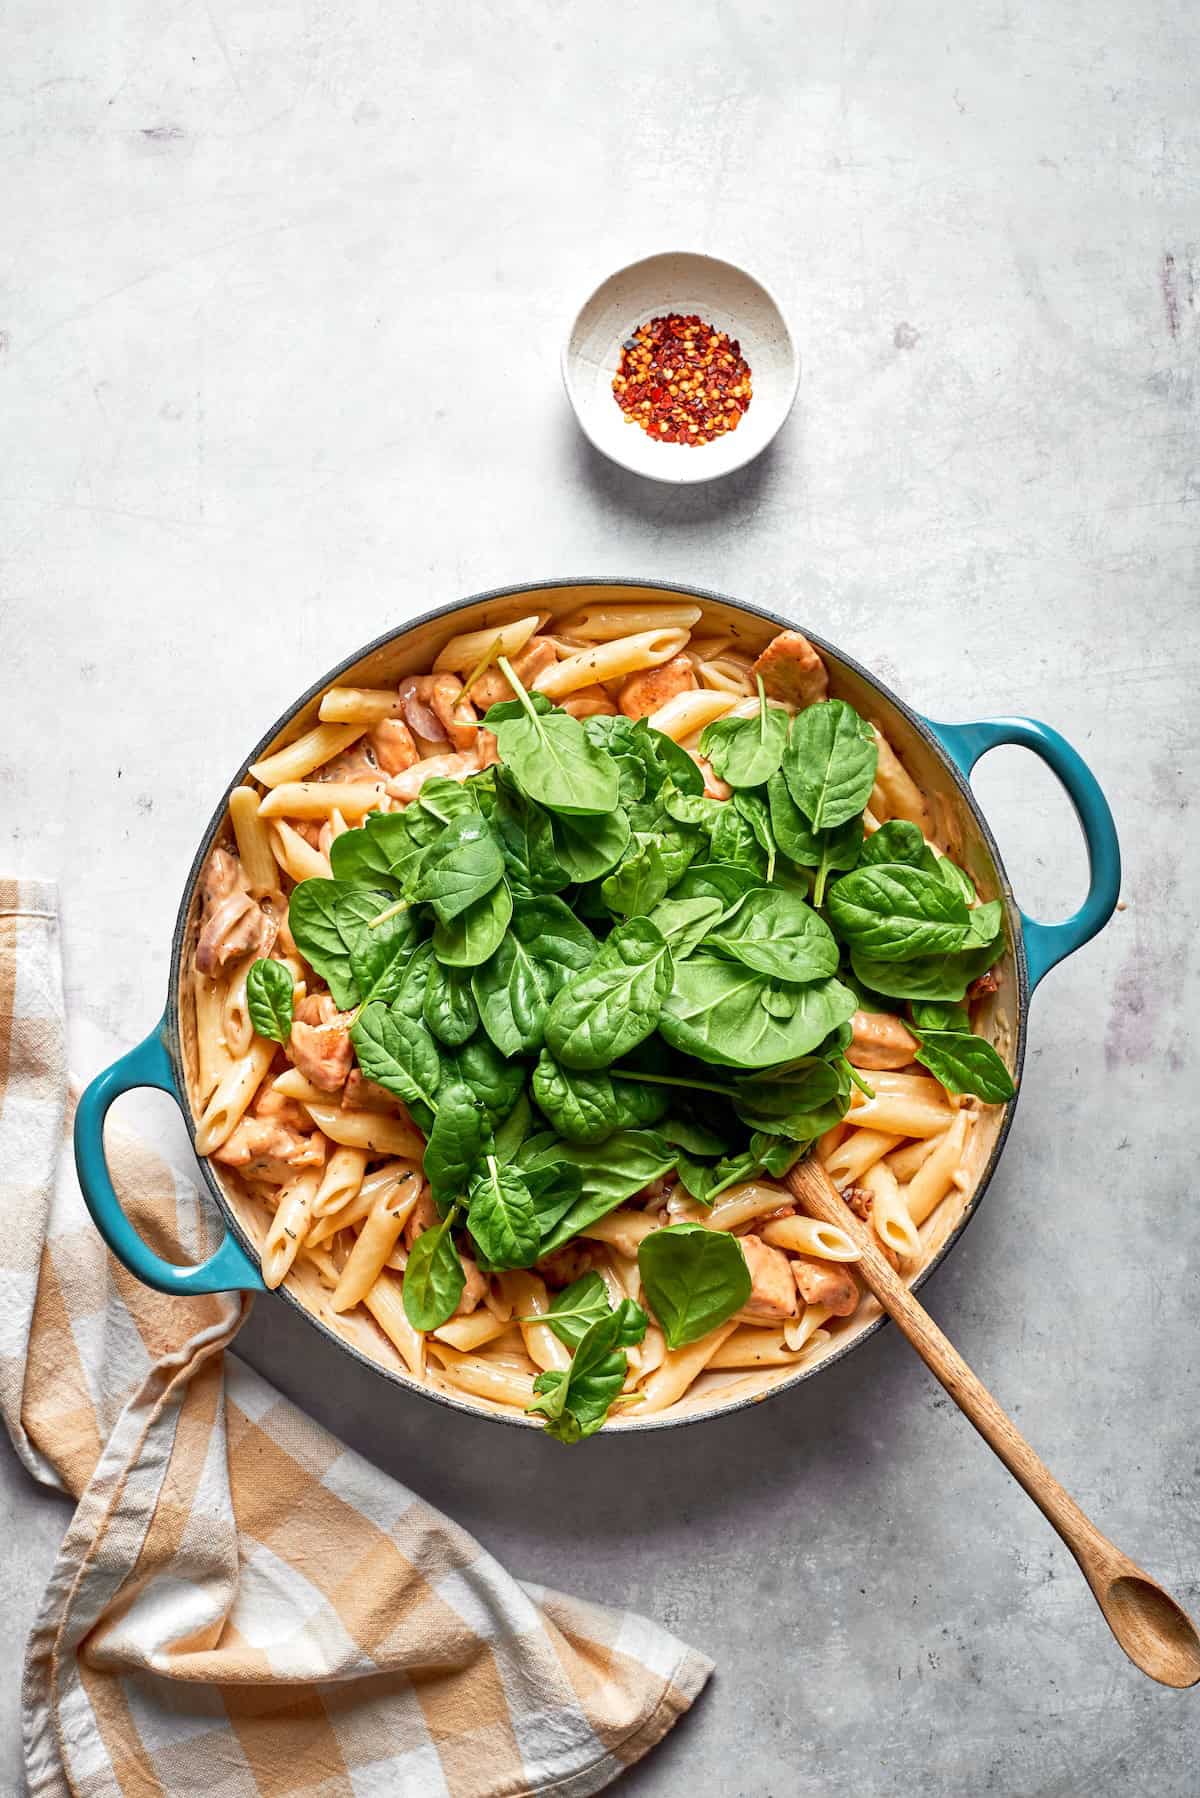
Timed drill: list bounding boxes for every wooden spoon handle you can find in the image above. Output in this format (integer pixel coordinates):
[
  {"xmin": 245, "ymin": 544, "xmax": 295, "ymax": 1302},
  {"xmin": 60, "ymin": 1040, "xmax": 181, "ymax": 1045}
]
[{"xmin": 788, "ymin": 1160, "xmax": 1137, "ymax": 1590}]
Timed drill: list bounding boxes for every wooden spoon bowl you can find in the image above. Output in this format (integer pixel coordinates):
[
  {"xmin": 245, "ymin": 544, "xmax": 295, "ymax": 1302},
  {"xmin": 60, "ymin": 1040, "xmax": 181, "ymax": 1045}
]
[{"xmin": 787, "ymin": 1157, "xmax": 1200, "ymax": 1689}]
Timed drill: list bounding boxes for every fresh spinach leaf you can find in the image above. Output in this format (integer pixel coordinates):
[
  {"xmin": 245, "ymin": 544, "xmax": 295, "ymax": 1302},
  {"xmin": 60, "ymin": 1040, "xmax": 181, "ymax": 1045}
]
[
  {"xmin": 545, "ymin": 918, "xmax": 674, "ymax": 1070},
  {"xmin": 454, "ymin": 1034, "xmax": 526, "ymax": 1125},
  {"xmin": 492, "ymin": 1089, "xmax": 533, "ymax": 1163},
  {"xmin": 705, "ymin": 889, "xmax": 839, "ymax": 983},
  {"xmin": 732, "ymin": 790, "xmax": 778, "ymax": 879},
  {"xmin": 422, "ymin": 959, "xmax": 479, "ymax": 1047},
  {"xmin": 963, "ymin": 898, "xmax": 1003, "ymax": 948},
  {"xmin": 658, "ymin": 1116, "xmax": 730, "ymax": 1156},
  {"xmin": 413, "ymin": 816, "xmax": 505, "ymax": 925},
  {"xmin": 527, "ymin": 1301, "xmax": 647, "ymax": 1443},
  {"xmin": 524, "ymin": 1162, "xmax": 585, "ymax": 1239},
  {"xmin": 350, "ymin": 1004, "xmax": 443, "ymax": 1117},
  {"xmin": 531, "ymin": 1131, "xmax": 679, "ymax": 1255},
  {"xmin": 827, "ymin": 865, "xmax": 970, "ymax": 961},
  {"xmin": 584, "ymin": 715, "xmax": 703, "ymax": 798},
  {"xmin": 912, "ymin": 1030, "xmax": 1015, "ymax": 1102},
  {"xmin": 911, "ymin": 999, "xmax": 971, "ymax": 1032},
  {"xmin": 730, "ymin": 1060, "xmax": 843, "ymax": 1132},
  {"xmin": 660, "ymin": 957, "xmax": 858, "ymax": 1068},
  {"xmin": 766, "ymin": 772, "xmax": 863, "ymax": 897},
  {"xmin": 246, "ymin": 958, "xmax": 294, "ymax": 1043},
  {"xmin": 536, "ymin": 1271, "xmax": 617, "ymax": 1348},
  {"xmin": 466, "ymin": 1154, "xmax": 540, "ymax": 1269},
  {"xmin": 424, "ymin": 1080, "xmax": 485, "ymax": 1211},
  {"xmin": 471, "ymin": 895, "xmax": 596, "ymax": 1056},
  {"xmin": 402, "ymin": 1205, "xmax": 465, "ymax": 1331},
  {"xmin": 645, "ymin": 894, "xmax": 725, "ymax": 956},
  {"xmin": 431, "ymin": 879, "xmax": 513, "ymax": 967},
  {"xmin": 416, "ymin": 777, "xmax": 482, "ymax": 826},
  {"xmin": 670, "ymin": 862, "xmax": 760, "ymax": 911},
  {"xmin": 861, "ymin": 820, "xmax": 930, "ymax": 868},
  {"xmin": 287, "ymin": 879, "xmax": 361, "ymax": 1009},
  {"xmin": 637, "ymin": 1223, "xmax": 751, "ymax": 1348},
  {"xmin": 783, "ymin": 698, "xmax": 878, "ymax": 830},
  {"xmin": 532, "ymin": 1051, "xmax": 669, "ymax": 1144},
  {"xmin": 485, "ymin": 774, "xmax": 570, "ymax": 895},
  {"xmin": 848, "ymin": 941, "xmax": 1001, "ymax": 1002},
  {"xmin": 933, "ymin": 854, "xmax": 976, "ymax": 905},
  {"xmin": 707, "ymin": 801, "xmax": 768, "ymax": 876},
  {"xmin": 699, "ymin": 680, "xmax": 789, "ymax": 788},
  {"xmin": 328, "ymin": 823, "xmax": 400, "ymax": 890},
  {"xmin": 551, "ymin": 807, "xmax": 632, "ymax": 881},
  {"xmin": 674, "ymin": 1148, "xmax": 761, "ymax": 1205},
  {"xmin": 600, "ymin": 839, "xmax": 669, "ymax": 916},
  {"xmin": 488, "ymin": 667, "xmax": 620, "ymax": 816}
]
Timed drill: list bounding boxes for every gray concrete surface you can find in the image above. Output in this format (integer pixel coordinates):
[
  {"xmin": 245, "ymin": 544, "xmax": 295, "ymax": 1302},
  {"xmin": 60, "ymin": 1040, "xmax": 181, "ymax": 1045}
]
[{"xmin": 3, "ymin": 1, "xmax": 1199, "ymax": 1791}]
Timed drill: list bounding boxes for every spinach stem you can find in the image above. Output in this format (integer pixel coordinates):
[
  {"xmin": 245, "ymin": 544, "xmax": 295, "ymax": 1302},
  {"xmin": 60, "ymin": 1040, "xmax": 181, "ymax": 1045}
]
[
  {"xmin": 843, "ymin": 1059, "xmax": 875, "ymax": 1100},
  {"xmin": 460, "ymin": 633, "xmax": 504, "ymax": 701},
  {"xmin": 497, "ymin": 656, "xmax": 544, "ymax": 731},
  {"xmin": 367, "ymin": 899, "xmax": 409, "ymax": 930},
  {"xmin": 609, "ymin": 1067, "xmax": 739, "ymax": 1099}
]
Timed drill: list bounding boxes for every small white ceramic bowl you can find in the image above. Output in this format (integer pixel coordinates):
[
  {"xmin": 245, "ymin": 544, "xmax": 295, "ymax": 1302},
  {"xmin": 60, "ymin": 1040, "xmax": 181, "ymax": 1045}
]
[{"xmin": 562, "ymin": 251, "xmax": 799, "ymax": 484}]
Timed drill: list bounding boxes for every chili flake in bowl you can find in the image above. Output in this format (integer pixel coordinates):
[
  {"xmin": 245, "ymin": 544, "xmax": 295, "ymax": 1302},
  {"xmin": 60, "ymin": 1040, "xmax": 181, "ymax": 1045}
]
[
  {"xmin": 563, "ymin": 251, "xmax": 798, "ymax": 485},
  {"xmin": 612, "ymin": 314, "xmax": 753, "ymax": 446}
]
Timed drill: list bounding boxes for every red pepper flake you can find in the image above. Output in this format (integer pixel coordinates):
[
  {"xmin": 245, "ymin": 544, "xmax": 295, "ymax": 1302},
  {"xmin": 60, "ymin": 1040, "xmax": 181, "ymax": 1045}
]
[{"xmin": 612, "ymin": 313, "xmax": 752, "ymax": 446}]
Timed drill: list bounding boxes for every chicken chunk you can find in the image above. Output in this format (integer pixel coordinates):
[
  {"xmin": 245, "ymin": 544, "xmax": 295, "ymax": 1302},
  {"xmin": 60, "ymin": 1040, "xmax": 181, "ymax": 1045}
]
[
  {"xmin": 562, "ymin": 684, "xmax": 618, "ymax": 719},
  {"xmin": 791, "ymin": 1254, "xmax": 859, "ymax": 1316},
  {"xmin": 536, "ymin": 1242, "xmax": 599, "ymax": 1289},
  {"xmin": 399, "ymin": 677, "xmax": 449, "ymax": 745},
  {"xmin": 737, "ymin": 1233, "xmax": 799, "ymax": 1321},
  {"xmin": 847, "ymin": 1009, "xmax": 919, "ymax": 1071},
  {"xmin": 387, "ymin": 749, "xmax": 481, "ymax": 804},
  {"xmin": 214, "ymin": 1116, "xmax": 326, "ymax": 1184},
  {"xmin": 968, "ymin": 969, "xmax": 1001, "ymax": 1002},
  {"xmin": 472, "ymin": 638, "xmax": 558, "ymax": 710},
  {"xmin": 201, "ymin": 846, "xmax": 246, "ymax": 909},
  {"xmin": 428, "ymin": 674, "xmax": 479, "ymax": 751},
  {"xmin": 686, "ymin": 751, "xmax": 732, "ymax": 801},
  {"xmin": 195, "ymin": 890, "xmax": 277, "ymax": 974},
  {"xmin": 288, "ymin": 995, "xmax": 355, "ymax": 1092},
  {"xmin": 475, "ymin": 728, "xmax": 500, "ymax": 769},
  {"xmin": 369, "ymin": 718, "xmax": 419, "ymax": 775},
  {"xmin": 252, "ymin": 1084, "xmax": 313, "ymax": 1132},
  {"xmin": 618, "ymin": 654, "xmax": 697, "ymax": 720},
  {"xmin": 319, "ymin": 742, "xmax": 382, "ymax": 784},
  {"xmin": 403, "ymin": 1184, "xmax": 440, "ymax": 1250},
  {"xmin": 750, "ymin": 631, "xmax": 829, "ymax": 709}
]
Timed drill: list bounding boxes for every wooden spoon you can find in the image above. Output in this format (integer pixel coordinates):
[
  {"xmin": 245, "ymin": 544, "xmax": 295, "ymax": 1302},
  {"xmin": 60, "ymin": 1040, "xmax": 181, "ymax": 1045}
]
[{"xmin": 787, "ymin": 1157, "xmax": 1200, "ymax": 1688}]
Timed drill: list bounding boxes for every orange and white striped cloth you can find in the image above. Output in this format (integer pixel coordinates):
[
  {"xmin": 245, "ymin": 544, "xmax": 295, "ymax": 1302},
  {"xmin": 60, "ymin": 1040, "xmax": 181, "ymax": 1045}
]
[{"xmin": 0, "ymin": 881, "xmax": 711, "ymax": 1797}]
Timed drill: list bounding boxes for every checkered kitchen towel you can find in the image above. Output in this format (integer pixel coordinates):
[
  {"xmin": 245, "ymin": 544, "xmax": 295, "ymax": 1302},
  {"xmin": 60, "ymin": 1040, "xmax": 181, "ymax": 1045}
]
[{"xmin": 0, "ymin": 881, "xmax": 711, "ymax": 1797}]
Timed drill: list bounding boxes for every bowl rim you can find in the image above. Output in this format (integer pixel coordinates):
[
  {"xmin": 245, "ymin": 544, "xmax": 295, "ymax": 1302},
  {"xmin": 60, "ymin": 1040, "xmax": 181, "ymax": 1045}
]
[
  {"xmin": 560, "ymin": 249, "xmax": 801, "ymax": 486},
  {"xmin": 166, "ymin": 577, "xmax": 1028, "ymax": 1434}
]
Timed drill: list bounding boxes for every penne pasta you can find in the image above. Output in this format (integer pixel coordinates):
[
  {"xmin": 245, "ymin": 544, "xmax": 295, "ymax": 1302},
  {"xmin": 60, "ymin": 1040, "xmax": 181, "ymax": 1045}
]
[
  {"xmin": 761, "ymin": 1216, "xmax": 860, "ymax": 1262},
  {"xmin": 862, "ymin": 1161, "xmax": 922, "ymax": 1261},
  {"xmin": 228, "ymin": 785, "xmax": 279, "ymax": 897},
  {"xmin": 847, "ymin": 1072, "xmax": 955, "ymax": 1139},
  {"xmin": 698, "ymin": 1182, "xmax": 794, "ymax": 1233},
  {"xmin": 302, "ymin": 1103, "xmax": 425, "ymax": 1160},
  {"xmin": 784, "ymin": 1303, "xmax": 833, "ymax": 1353},
  {"xmin": 694, "ymin": 655, "xmax": 756, "ymax": 696},
  {"xmin": 426, "ymin": 1344, "xmax": 537, "ymax": 1408},
  {"xmin": 646, "ymin": 688, "xmax": 736, "ymax": 742},
  {"xmin": 433, "ymin": 614, "xmax": 541, "ymax": 674},
  {"xmin": 637, "ymin": 1321, "xmax": 739, "ymax": 1413},
  {"xmin": 885, "ymin": 1134, "xmax": 942, "ymax": 1184},
  {"xmin": 580, "ymin": 1210, "xmax": 660, "ymax": 1258},
  {"xmin": 869, "ymin": 726, "xmax": 932, "ymax": 831},
  {"xmin": 258, "ymin": 780, "xmax": 389, "ymax": 821},
  {"xmin": 192, "ymin": 968, "xmax": 233, "ymax": 1106},
  {"xmin": 903, "ymin": 1111, "xmax": 970, "ymax": 1226},
  {"xmin": 707, "ymin": 1326, "xmax": 809, "ymax": 1368},
  {"xmin": 551, "ymin": 602, "xmax": 702, "ymax": 641},
  {"xmin": 270, "ymin": 1067, "xmax": 333, "ymax": 1106},
  {"xmin": 262, "ymin": 1169, "xmax": 322, "ymax": 1289},
  {"xmin": 331, "ymin": 1174, "xmax": 422, "ymax": 1312},
  {"xmin": 194, "ymin": 1040, "xmax": 276, "ymax": 1154},
  {"xmin": 821, "ymin": 1126, "xmax": 903, "ymax": 1188},
  {"xmin": 312, "ymin": 1146, "xmax": 368, "ymax": 1218},
  {"xmin": 220, "ymin": 960, "xmax": 254, "ymax": 1058},
  {"xmin": 532, "ymin": 628, "xmax": 690, "ymax": 700},
  {"xmin": 250, "ymin": 723, "xmax": 367, "ymax": 788},
  {"xmin": 501, "ymin": 1271, "xmax": 572, "ymax": 1374},
  {"xmin": 267, "ymin": 819, "xmax": 333, "ymax": 883},
  {"xmin": 432, "ymin": 1309, "xmax": 512, "ymax": 1352},
  {"xmin": 318, "ymin": 687, "xmax": 404, "ymax": 725},
  {"xmin": 362, "ymin": 1273, "xmax": 426, "ymax": 1378}
]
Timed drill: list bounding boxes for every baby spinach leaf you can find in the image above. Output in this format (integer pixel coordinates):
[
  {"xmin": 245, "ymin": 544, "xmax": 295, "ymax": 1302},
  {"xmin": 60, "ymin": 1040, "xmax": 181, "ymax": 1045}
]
[
  {"xmin": 911, "ymin": 999, "xmax": 971, "ymax": 1032},
  {"xmin": 532, "ymin": 1052, "xmax": 669, "ymax": 1144},
  {"xmin": 527, "ymin": 1300, "xmax": 647, "ymax": 1443},
  {"xmin": 705, "ymin": 889, "xmax": 839, "ymax": 983},
  {"xmin": 392, "ymin": 938, "xmax": 435, "ymax": 1014},
  {"xmin": 584, "ymin": 715, "xmax": 703, "ymax": 798},
  {"xmin": 413, "ymin": 816, "xmax": 505, "ymax": 925},
  {"xmin": 783, "ymin": 698, "xmax": 878, "ymax": 830},
  {"xmin": 545, "ymin": 917, "xmax": 674, "ymax": 1070},
  {"xmin": 637, "ymin": 1223, "xmax": 751, "ymax": 1349},
  {"xmin": 431, "ymin": 879, "xmax": 513, "ymax": 967},
  {"xmin": 933, "ymin": 854, "xmax": 976, "ymax": 905},
  {"xmin": 913, "ymin": 1030, "xmax": 1015, "ymax": 1102},
  {"xmin": 658, "ymin": 1116, "xmax": 730, "ymax": 1156},
  {"xmin": 848, "ymin": 941, "xmax": 1001, "ymax": 1002},
  {"xmin": 730, "ymin": 1060, "xmax": 843, "ymax": 1132},
  {"xmin": 645, "ymin": 894, "xmax": 725, "ymax": 956},
  {"xmin": 402, "ymin": 1204, "xmax": 464, "ymax": 1331},
  {"xmin": 749, "ymin": 1133, "xmax": 807, "ymax": 1177},
  {"xmin": 551, "ymin": 807, "xmax": 632, "ymax": 882},
  {"xmin": 732, "ymin": 790, "xmax": 778, "ymax": 878},
  {"xmin": 422, "ymin": 960, "xmax": 479, "ymax": 1047},
  {"xmin": 471, "ymin": 896, "xmax": 596, "ymax": 1056},
  {"xmin": 334, "ymin": 888, "xmax": 419, "ymax": 1007},
  {"xmin": 524, "ymin": 1162, "xmax": 585, "ymax": 1239},
  {"xmin": 674, "ymin": 1148, "xmax": 761, "ymax": 1205},
  {"xmin": 766, "ymin": 772, "xmax": 863, "ymax": 895},
  {"xmin": 366, "ymin": 807, "xmax": 439, "ymax": 887},
  {"xmin": 466, "ymin": 1154, "xmax": 540, "ymax": 1269},
  {"xmin": 287, "ymin": 879, "xmax": 361, "ymax": 1009},
  {"xmin": 536, "ymin": 1271, "xmax": 616, "ymax": 1349},
  {"xmin": 531, "ymin": 1131, "xmax": 679, "ymax": 1255},
  {"xmin": 671, "ymin": 862, "xmax": 760, "ymax": 911},
  {"xmin": 625, "ymin": 794, "xmax": 701, "ymax": 888},
  {"xmin": 660, "ymin": 958, "xmax": 858, "ymax": 1068},
  {"xmin": 485, "ymin": 774, "xmax": 570, "ymax": 895},
  {"xmin": 699, "ymin": 680, "xmax": 789, "ymax": 788},
  {"xmin": 350, "ymin": 1004, "xmax": 443, "ymax": 1117},
  {"xmin": 861, "ymin": 820, "xmax": 930, "ymax": 868},
  {"xmin": 328, "ymin": 823, "xmax": 400, "ymax": 890},
  {"xmin": 492, "ymin": 1089, "xmax": 533, "ymax": 1164},
  {"xmin": 417, "ymin": 777, "xmax": 481, "ymax": 826},
  {"xmin": 707, "ymin": 802, "xmax": 768, "ymax": 877},
  {"xmin": 963, "ymin": 898, "xmax": 1003, "ymax": 948},
  {"xmin": 424, "ymin": 1081, "xmax": 485, "ymax": 1211},
  {"xmin": 454, "ymin": 1034, "xmax": 526, "ymax": 1125},
  {"xmin": 661, "ymin": 784, "xmax": 726, "ymax": 831},
  {"xmin": 827, "ymin": 865, "xmax": 970, "ymax": 961},
  {"xmin": 489, "ymin": 669, "xmax": 620, "ymax": 817},
  {"xmin": 600, "ymin": 839, "xmax": 669, "ymax": 917},
  {"xmin": 246, "ymin": 958, "xmax": 294, "ymax": 1044}
]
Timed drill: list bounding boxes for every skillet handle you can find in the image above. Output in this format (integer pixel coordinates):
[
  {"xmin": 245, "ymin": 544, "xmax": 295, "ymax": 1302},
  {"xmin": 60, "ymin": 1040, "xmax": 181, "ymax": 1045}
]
[
  {"xmin": 73, "ymin": 1017, "xmax": 265, "ymax": 1295},
  {"xmin": 923, "ymin": 716, "xmax": 1121, "ymax": 992}
]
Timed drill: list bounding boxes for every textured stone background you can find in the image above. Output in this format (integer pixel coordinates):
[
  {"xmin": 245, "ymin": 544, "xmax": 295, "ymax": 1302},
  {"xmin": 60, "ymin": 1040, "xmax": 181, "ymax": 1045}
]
[{"xmin": 2, "ymin": 1, "xmax": 1198, "ymax": 1791}]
